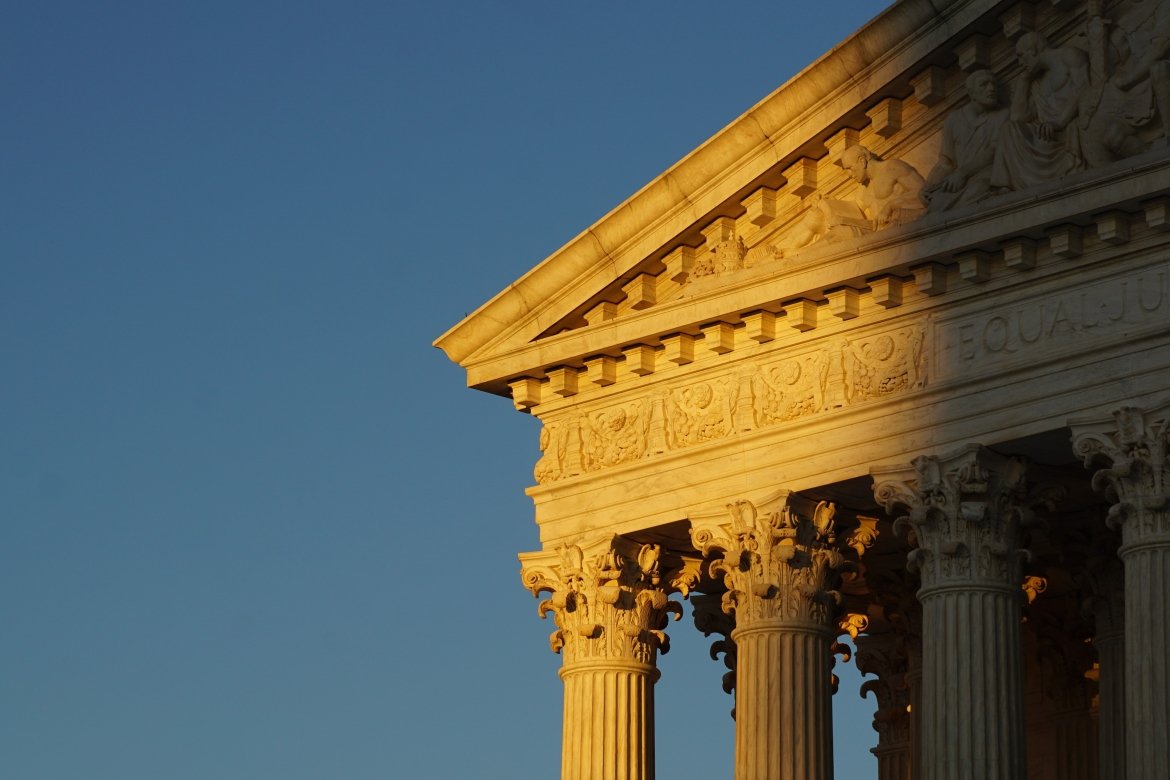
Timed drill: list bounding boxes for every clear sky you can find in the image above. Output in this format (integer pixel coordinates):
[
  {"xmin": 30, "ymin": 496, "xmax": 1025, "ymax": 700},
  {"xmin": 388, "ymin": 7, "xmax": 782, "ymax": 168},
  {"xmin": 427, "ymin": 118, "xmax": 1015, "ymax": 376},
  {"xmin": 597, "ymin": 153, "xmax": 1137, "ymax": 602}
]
[{"xmin": 5, "ymin": 1, "xmax": 893, "ymax": 777}]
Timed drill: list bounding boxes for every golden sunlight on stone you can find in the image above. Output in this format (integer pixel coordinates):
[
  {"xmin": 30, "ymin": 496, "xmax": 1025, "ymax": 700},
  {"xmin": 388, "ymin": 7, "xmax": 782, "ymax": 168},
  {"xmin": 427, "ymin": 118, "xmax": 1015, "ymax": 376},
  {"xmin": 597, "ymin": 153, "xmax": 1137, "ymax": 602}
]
[{"xmin": 437, "ymin": 0, "xmax": 1170, "ymax": 777}]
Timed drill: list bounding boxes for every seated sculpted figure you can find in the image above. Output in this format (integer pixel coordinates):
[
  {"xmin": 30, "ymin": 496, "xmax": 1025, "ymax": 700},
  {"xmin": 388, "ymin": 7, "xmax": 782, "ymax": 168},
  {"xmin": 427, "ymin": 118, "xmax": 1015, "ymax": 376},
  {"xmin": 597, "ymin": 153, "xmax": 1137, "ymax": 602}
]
[
  {"xmin": 992, "ymin": 32, "xmax": 1089, "ymax": 191},
  {"xmin": 923, "ymin": 70, "xmax": 1009, "ymax": 212},
  {"xmin": 779, "ymin": 144, "xmax": 926, "ymax": 253}
]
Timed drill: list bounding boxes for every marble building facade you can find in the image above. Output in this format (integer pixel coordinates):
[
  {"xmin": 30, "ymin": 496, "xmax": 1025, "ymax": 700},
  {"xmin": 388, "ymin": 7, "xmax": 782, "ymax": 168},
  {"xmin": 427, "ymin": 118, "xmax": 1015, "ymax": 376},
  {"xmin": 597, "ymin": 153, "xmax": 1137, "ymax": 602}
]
[{"xmin": 436, "ymin": 0, "xmax": 1170, "ymax": 777}]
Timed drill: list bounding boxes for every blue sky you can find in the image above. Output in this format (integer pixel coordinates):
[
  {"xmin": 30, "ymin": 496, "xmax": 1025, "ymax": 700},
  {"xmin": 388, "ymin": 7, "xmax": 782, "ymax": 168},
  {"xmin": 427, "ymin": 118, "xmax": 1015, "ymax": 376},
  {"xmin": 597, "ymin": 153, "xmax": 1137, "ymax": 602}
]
[{"xmin": 5, "ymin": 1, "xmax": 893, "ymax": 777}]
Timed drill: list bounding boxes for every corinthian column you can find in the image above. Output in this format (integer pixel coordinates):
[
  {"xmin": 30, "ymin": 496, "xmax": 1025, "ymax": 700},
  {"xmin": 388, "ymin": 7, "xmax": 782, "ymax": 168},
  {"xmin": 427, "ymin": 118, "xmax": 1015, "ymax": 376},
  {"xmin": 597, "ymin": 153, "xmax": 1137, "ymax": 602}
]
[
  {"xmin": 873, "ymin": 445, "xmax": 1048, "ymax": 780},
  {"xmin": 520, "ymin": 536, "xmax": 687, "ymax": 780},
  {"xmin": 690, "ymin": 492, "xmax": 844, "ymax": 780},
  {"xmin": 1072, "ymin": 404, "xmax": 1170, "ymax": 778}
]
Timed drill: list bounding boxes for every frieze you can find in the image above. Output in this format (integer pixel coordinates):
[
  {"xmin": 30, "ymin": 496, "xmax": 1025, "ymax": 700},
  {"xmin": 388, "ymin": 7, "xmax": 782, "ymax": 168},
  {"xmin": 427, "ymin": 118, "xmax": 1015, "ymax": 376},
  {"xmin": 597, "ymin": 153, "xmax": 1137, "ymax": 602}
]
[
  {"xmin": 534, "ymin": 324, "xmax": 927, "ymax": 485},
  {"xmin": 843, "ymin": 329, "xmax": 926, "ymax": 403},
  {"xmin": 581, "ymin": 402, "xmax": 649, "ymax": 471},
  {"xmin": 753, "ymin": 353, "xmax": 830, "ymax": 426},
  {"xmin": 667, "ymin": 380, "xmax": 737, "ymax": 448}
]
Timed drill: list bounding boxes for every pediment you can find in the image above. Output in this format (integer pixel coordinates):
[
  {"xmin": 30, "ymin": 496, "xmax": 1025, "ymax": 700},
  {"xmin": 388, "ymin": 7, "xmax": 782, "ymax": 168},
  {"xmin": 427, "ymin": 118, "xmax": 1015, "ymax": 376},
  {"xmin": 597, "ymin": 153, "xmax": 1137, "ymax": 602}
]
[{"xmin": 436, "ymin": 0, "xmax": 1170, "ymax": 403}]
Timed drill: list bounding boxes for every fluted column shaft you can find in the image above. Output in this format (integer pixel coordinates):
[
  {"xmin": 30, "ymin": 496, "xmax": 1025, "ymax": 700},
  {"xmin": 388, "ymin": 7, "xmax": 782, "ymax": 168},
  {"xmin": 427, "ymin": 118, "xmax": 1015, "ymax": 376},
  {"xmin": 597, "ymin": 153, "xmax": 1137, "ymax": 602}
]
[
  {"xmin": 521, "ymin": 537, "xmax": 688, "ymax": 780},
  {"xmin": 733, "ymin": 621, "xmax": 834, "ymax": 780},
  {"xmin": 691, "ymin": 493, "xmax": 844, "ymax": 780},
  {"xmin": 1073, "ymin": 405, "xmax": 1170, "ymax": 778},
  {"xmin": 1118, "ymin": 526, "xmax": 1170, "ymax": 777},
  {"xmin": 874, "ymin": 747, "xmax": 912, "ymax": 780},
  {"xmin": 874, "ymin": 446, "xmax": 1046, "ymax": 780},
  {"xmin": 918, "ymin": 583, "xmax": 1026, "ymax": 780},
  {"xmin": 560, "ymin": 659, "xmax": 657, "ymax": 780}
]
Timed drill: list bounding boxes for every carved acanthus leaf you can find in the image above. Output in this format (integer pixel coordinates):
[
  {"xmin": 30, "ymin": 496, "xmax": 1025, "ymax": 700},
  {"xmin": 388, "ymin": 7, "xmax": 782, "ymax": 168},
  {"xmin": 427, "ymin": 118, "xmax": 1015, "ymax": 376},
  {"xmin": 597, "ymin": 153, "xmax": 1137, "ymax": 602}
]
[
  {"xmin": 1071, "ymin": 405, "xmax": 1170, "ymax": 540},
  {"xmin": 872, "ymin": 446, "xmax": 1059, "ymax": 591},
  {"xmin": 846, "ymin": 515, "xmax": 881, "ymax": 557},
  {"xmin": 690, "ymin": 493, "xmax": 846, "ymax": 628},
  {"xmin": 519, "ymin": 536, "xmax": 685, "ymax": 664}
]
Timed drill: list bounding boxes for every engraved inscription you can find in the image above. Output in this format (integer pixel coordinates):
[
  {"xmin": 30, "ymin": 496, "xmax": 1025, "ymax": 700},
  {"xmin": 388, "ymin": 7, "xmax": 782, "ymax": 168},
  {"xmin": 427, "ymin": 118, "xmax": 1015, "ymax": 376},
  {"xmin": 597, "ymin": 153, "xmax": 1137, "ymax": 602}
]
[{"xmin": 940, "ymin": 267, "xmax": 1168, "ymax": 368}]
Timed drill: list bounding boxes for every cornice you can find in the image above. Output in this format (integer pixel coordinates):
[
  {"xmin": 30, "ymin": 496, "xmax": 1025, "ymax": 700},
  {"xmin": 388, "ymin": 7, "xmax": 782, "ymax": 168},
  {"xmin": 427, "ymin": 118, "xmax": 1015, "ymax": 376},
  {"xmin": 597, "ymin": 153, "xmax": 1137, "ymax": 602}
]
[
  {"xmin": 435, "ymin": 0, "xmax": 997, "ymax": 368},
  {"xmin": 463, "ymin": 155, "xmax": 1170, "ymax": 394}
]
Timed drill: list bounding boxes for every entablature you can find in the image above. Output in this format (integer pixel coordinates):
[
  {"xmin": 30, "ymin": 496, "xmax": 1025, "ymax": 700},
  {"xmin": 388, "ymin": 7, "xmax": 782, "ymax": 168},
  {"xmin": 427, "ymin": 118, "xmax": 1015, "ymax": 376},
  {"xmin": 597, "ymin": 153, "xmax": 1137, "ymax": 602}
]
[
  {"xmin": 525, "ymin": 221, "xmax": 1170, "ymax": 542},
  {"xmin": 474, "ymin": 158, "xmax": 1169, "ymax": 400}
]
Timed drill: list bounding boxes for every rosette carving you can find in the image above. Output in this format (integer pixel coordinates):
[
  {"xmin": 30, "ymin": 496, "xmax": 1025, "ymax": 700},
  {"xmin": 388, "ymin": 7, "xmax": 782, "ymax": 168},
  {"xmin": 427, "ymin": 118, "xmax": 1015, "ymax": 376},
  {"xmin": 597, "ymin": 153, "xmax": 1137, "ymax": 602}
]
[
  {"xmin": 873, "ymin": 445, "xmax": 1061, "ymax": 591},
  {"xmin": 1071, "ymin": 404, "xmax": 1170, "ymax": 542},
  {"xmin": 519, "ymin": 537, "xmax": 686, "ymax": 665},
  {"xmin": 690, "ymin": 493, "xmax": 846, "ymax": 628}
]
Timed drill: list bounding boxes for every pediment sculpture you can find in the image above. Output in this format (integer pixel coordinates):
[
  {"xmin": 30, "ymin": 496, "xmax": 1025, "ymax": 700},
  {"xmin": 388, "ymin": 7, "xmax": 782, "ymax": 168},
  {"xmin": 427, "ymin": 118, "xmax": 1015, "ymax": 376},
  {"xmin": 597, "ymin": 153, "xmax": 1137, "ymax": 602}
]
[
  {"xmin": 693, "ymin": 0, "xmax": 1170, "ymax": 279},
  {"xmin": 442, "ymin": 0, "xmax": 1170, "ymax": 353}
]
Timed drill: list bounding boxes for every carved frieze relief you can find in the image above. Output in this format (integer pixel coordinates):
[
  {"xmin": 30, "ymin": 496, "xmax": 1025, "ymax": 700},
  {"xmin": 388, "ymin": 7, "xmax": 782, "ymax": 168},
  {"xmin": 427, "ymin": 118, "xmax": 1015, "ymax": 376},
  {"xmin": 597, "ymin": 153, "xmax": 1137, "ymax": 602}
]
[
  {"xmin": 842, "ymin": 329, "xmax": 926, "ymax": 404},
  {"xmin": 581, "ymin": 402, "xmax": 649, "ymax": 471},
  {"xmin": 533, "ymin": 324, "xmax": 928, "ymax": 485},
  {"xmin": 752, "ymin": 352, "xmax": 830, "ymax": 426}
]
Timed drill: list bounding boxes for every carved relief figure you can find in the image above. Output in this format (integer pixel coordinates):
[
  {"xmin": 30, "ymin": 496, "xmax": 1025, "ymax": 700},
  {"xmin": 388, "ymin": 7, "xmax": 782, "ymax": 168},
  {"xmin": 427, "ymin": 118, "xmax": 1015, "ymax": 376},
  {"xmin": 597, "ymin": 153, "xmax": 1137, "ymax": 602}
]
[
  {"xmin": 534, "ymin": 419, "xmax": 584, "ymax": 484},
  {"xmin": 992, "ymin": 33, "xmax": 1089, "ymax": 190},
  {"xmin": 840, "ymin": 144, "xmax": 927, "ymax": 227},
  {"xmin": 752, "ymin": 354, "xmax": 830, "ymax": 426},
  {"xmin": 742, "ymin": 242, "xmax": 785, "ymax": 269},
  {"xmin": 842, "ymin": 329, "xmax": 926, "ymax": 403},
  {"xmin": 779, "ymin": 145, "xmax": 927, "ymax": 255},
  {"xmin": 668, "ymin": 381, "xmax": 735, "ymax": 448},
  {"xmin": 924, "ymin": 70, "xmax": 1010, "ymax": 212},
  {"xmin": 776, "ymin": 197, "xmax": 869, "ymax": 254},
  {"xmin": 534, "ymin": 423, "xmax": 564, "ymax": 484},
  {"xmin": 1082, "ymin": 0, "xmax": 1170, "ymax": 161},
  {"xmin": 691, "ymin": 236, "xmax": 748, "ymax": 278},
  {"xmin": 581, "ymin": 403, "xmax": 647, "ymax": 471}
]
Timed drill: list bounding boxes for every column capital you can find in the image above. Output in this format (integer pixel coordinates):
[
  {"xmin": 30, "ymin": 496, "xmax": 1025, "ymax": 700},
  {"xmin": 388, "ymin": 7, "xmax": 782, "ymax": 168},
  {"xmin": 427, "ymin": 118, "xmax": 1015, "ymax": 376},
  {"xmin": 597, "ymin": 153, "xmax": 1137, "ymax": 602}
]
[
  {"xmin": 1071, "ymin": 404, "xmax": 1170, "ymax": 543},
  {"xmin": 689, "ymin": 491, "xmax": 846, "ymax": 629},
  {"xmin": 692, "ymin": 592, "xmax": 738, "ymax": 714},
  {"xmin": 519, "ymin": 535, "xmax": 690, "ymax": 666},
  {"xmin": 856, "ymin": 631, "xmax": 911, "ymax": 748},
  {"xmin": 872, "ymin": 445, "xmax": 1058, "ymax": 592}
]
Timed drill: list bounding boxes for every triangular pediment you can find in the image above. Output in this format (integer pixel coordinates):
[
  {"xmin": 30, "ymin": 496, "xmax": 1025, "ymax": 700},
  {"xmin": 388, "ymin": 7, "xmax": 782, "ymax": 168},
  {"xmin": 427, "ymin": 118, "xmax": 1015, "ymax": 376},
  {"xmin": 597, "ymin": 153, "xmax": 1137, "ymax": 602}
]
[{"xmin": 436, "ymin": 0, "xmax": 1170, "ymax": 401}]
